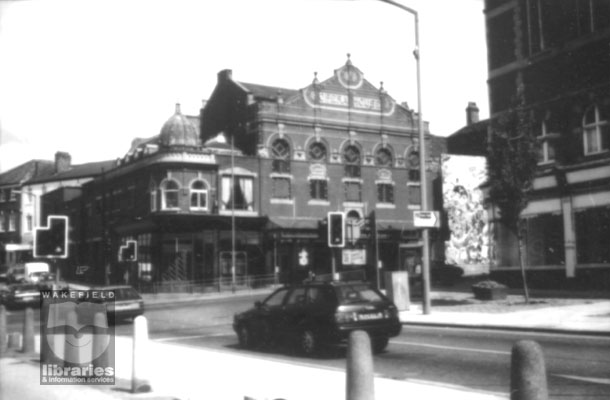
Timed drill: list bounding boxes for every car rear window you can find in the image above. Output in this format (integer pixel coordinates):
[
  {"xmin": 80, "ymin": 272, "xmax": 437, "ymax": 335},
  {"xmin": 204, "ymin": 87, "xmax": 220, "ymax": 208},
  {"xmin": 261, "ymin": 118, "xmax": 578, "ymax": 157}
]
[
  {"xmin": 113, "ymin": 288, "xmax": 141, "ymax": 300},
  {"xmin": 335, "ymin": 284, "xmax": 385, "ymax": 305}
]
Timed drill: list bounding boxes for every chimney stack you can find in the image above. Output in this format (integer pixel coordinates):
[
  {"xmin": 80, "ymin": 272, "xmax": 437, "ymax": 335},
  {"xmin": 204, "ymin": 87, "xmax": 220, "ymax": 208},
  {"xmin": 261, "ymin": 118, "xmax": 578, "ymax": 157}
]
[
  {"xmin": 54, "ymin": 151, "xmax": 71, "ymax": 173},
  {"xmin": 218, "ymin": 69, "xmax": 233, "ymax": 83},
  {"xmin": 466, "ymin": 102, "xmax": 480, "ymax": 125}
]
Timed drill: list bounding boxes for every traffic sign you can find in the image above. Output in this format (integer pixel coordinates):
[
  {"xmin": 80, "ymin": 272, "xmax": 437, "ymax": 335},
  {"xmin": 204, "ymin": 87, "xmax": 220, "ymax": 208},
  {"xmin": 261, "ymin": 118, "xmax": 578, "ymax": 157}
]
[{"xmin": 413, "ymin": 211, "xmax": 440, "ymax": 228}]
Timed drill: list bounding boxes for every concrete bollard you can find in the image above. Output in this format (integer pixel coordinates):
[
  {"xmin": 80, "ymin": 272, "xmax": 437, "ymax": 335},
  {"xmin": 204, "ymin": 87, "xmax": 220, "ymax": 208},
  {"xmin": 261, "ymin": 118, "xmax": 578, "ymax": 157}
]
[
  {"xmin": 22, "ymin": 307, "xmax": 35, "ymax": 354},
  {"xmin": 64, "ymin": 310, "xmax": 80, "ymax": 364},
  {"xmin": 346, "ymin": 330, "xmax": 375, "ymax": 400},
  {"xmin": 132, "ymin": 315, "xmax": 152, "ymax": 393},
  {"xmin": 8, "ymin": 332, "xmax": 21, "ymax": 349},
  {"xmin": 0, "ymin": 305, "xmax": 7, "ymax": 354},
  {"xmin": 92, "ymin": 312, "xmax": 108, "ymax": 368},
  {"xmin": 511, "ymin": 340, "xmax": 548, "ymax": 400}
]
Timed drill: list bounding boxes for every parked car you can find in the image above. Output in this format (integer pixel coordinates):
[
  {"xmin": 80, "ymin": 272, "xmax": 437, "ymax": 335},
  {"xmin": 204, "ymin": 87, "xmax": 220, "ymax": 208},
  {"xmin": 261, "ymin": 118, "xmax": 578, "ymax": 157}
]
[
  {"xmin": 90, "ymin": 285, "xmax": 145, "ymax": 323},
  {"xmin": 233, "ymin": 279, "xmax": 402, "ymax": 356},
  {"xmin": 0, "ymin": 283, "xmax": 42, "ymax": 309}
]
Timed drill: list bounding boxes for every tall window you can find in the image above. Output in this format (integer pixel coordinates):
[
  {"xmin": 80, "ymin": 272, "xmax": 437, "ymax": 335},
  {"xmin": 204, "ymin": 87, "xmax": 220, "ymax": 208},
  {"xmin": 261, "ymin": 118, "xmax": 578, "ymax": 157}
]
[
  {"xmin": 8, "ymin": 213, "xmax": 16, "ymax": 232},
  {"xmin": 407, "ymin": 149, "xmax": 421, "ymax": 182},
  {"xmin": 537, "ymin": 121, "xmax": 556, "ymax": 164},
  {"xmin": 272, "ymin": 177, "xmax": 291, "ymax": 199},
  {"xmin": 344, "ymin": 181, "xmax": 362, "ymax": 203},
  {"xmin": 221, "ymin": 176, "xmax": 254, "ymax": 211},
  {"xmin": 271, "ymin": 139, "xmax": 291, "ymax": 173},
  {"xmin": 309, "ymin": 142, "xmax": 327, "ymax": 162},
  {"xmin": 376, "ymin": 148, "xmax": 393, "ymax": 167},
  {"xmin": 149, "ymin": 182, "xmax": 157, "ymax": 212},
  {"xmin": 161, "ymin": 179, "xmax": 180, "ymax": 210},
  {"xmin": 0, "ymin": 214, "xmax": 5, "ymax": 232},
  {"xmin": 310, "ymin": 179, "xmax": 328, "ymax": 200},
  {"xmin": 583, "ymin": 105, "xmax": 609, "ymax": 155},
  {"xmin": 190, "ymin": 180, "xmax": 209, "ymax": 211},
  {"xmin": 377, "ymin": 183, "xmax": 394, "ymax": 204},
  {"xmin": 344, "ymin": 145, "xmax": 361, "ymax": 178}
]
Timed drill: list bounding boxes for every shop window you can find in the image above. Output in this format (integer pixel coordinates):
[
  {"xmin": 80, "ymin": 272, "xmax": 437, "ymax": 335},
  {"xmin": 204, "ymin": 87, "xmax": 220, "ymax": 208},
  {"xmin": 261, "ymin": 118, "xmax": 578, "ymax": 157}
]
[
  {"xmin": 310, "ymin": 179, "xmax": 328, "ymax": 201},
  {"xmin": 272, "ymin": 177, "xmax": 292, "ymax": 199},
  {"xmin": 221, "ymin": 176, "xmax": 254, "ymax": 211},
  {"xmin": 309, "ymin": 142, "xmax": 327, "ymax": 162},
  {"xmin": 344, "ymin": 181, "xmax": 362, "ymax": 203},
  {"xmin": 377, "ymin": 183, "xmax": 394, "ymax": 204},
  {"xmin": 161, "ymin": 179, "xmax": 180, "ymax": 210},
  {"xmin": 190, "ymin": 180, "xmax": 209, "ymax": 211},
  {"xmin": 583, "ymin": 105, "xmax": 609, "ymax": 155},
  {"xmin": 272, "ymin": 139, "xmax": 291, "ymax": 173},
  {"xmin": 344, "ymin": 145, "xmax": 361, "ymax": 178},
  {"xmin": 537, "ymin": 121, "xmax": 556, "ymax": 164},
  {"xmin": 524, "ymin": 213, "xmax": 565, "ymax": 266},
  {"xmin": 576, "ymin": 206, "xmax": 610, "ymax": 264}
]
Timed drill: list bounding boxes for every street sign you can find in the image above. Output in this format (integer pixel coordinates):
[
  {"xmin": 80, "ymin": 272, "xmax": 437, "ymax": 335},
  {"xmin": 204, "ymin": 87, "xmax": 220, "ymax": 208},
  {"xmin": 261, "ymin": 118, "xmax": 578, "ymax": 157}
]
[{"xmin": 413, "ymin": 211, "xmax": 440, "ymax": 228}]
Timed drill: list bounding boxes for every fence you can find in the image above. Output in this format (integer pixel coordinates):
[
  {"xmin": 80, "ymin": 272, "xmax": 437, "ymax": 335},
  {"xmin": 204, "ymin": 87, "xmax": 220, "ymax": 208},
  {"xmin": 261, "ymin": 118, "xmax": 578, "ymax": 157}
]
[{"xmin": 134, "ymin": 273, "xmax": 279, "ymax": 294}]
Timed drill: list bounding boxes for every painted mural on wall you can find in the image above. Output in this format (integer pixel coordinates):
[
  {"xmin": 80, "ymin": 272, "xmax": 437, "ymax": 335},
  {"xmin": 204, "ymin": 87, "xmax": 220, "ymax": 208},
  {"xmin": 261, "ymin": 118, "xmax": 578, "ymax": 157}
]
[{"xmin": 441, "ymin": 154, "xmax": 490, "ymax": 268}]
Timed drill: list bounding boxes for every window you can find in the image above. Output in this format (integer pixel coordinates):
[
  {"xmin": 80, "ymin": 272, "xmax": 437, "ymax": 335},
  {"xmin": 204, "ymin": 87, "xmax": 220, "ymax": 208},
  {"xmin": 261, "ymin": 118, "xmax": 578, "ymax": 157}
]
[
  {"xmin": 161, "ymin": 179, "xmax": 180, "ymax": 210},
  {"xmin": 271, "ymin": 139, "xmax": 291, "ymax": 173},
  {"xmin": 190, "ymin": 180, "xmax": 209, "ymax": 210},
  {"xmin": 221, "ymin": 176, "xmax": 254, "ymax": 211},
  {"xmin": 309, "ymin": 142, "xmax": 327, "ymax": 162},
  {"xmin": 344, "ymin": 181, "xmax": 362, "ymax": 203},
  {"xmin": 26, "ymin": 215, "xmax": 33, "ymax": 232},
  {"xmin": 309, "ymin": 179, "xmax": 328, "ymax": 200},
  {"xmin": 0, "ymin": 214, "xmax": 5, "ymax": 232},
  {"xmin": 263, "ymin": 288, "xmax": 289, "ymax": 307},
  {"xmin": 344, "ymin": 145, "xmax": 361, "ymax": 178},
  {"xmin": 407, "ymin": 149, "xmax": 420, "ymax": 182},
  {"xmin": 583, "ymin": 105, "xmax": 609, "ymax": 155},
  {"xmin": 537, "ymin": 121, "xmax": 556, "ymax": 164},
  {"xmin": 375, "ymin": 148, "xmax": 393, "ymax": 167},
  {"xmin": 8, "ymin": 213, "xmax": 16, "ymax": 232},
  {"xmin": 576, "ymin": 206, "xmax": 610, "ymax": 264},
  {"xmin": 150, "ymin": 182, "xmax": 158, "ymax": 212},
  {"xmin": 377, "ymin": 183, "xmax": 394, "ymax": 204},
  {"xmin": 286, "ymin": 287, "xmax": 307, "ymax": 306},
  {"xmin": 524, "ymin": 214, "xmax": 565, "ymax": 266},
  {"xmin": 407, "ymin": 184, "xmax": 421, "ymax": 207},
  {"xmin": 9, "ymin": 189, "xmax": 17, "ymax": 202},
  {"xmin": 272, "ymin": 177, "xmax": 291, "ymax": 199},
  {"xmin": 0, "ymin": 190, "xmax": 5, "ymax": 203}
]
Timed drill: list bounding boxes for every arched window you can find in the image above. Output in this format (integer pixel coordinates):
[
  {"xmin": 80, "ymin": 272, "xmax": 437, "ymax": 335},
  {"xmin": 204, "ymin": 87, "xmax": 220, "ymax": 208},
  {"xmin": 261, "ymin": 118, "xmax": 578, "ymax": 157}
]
[
  {"xmin": 343, "ymin": 145, "xmax": 361, "ymax": 178},
  {"xmin": 190, "ymin": 180, "xmax": 209, "ymax": 211},
  {"xmin": 271, "ymin": 138, "xmax": 291, "ymax": 173},
  {"xmin": 583, "ymin": 105, "xmax": 609, "ymax": 155},
  {"xmin": 161, "ymin": 179, "xmax": 180, "ymax": 210},
  {"xmin": 375, "ymin": 148, "xmax": 393, "ymax": 167},
  {"xmin": 308, "ymin": 142, "xmax": 327, "ymax": 162}
]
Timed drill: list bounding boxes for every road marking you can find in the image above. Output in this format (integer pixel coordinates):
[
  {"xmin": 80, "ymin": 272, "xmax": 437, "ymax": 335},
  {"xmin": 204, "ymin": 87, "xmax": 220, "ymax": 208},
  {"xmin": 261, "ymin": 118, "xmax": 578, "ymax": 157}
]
[
  {"xmin": 154, "ymin": 333, "xmax": 229, "ymax": 342},
  {"xmin": 553, "ymin": 374, "xmax": 610, "ymax": 385},
  {"xmin": 392, "ymin": 339, "xmax": 510, "ymax": 355}
]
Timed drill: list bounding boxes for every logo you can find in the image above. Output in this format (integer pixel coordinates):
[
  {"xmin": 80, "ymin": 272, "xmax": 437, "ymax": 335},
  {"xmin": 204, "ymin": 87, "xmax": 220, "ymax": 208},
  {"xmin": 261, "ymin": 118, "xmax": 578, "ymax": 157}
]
[{"xmin": 40, "ymin": 290, "xmax": 115, "ymax": 385}]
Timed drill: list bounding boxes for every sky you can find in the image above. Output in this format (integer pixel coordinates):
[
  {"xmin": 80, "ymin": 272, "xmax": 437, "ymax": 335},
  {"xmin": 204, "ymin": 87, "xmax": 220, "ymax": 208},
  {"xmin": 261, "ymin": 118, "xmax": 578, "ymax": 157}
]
[{"xmin": 0, "ymin": 0, "xmax": 488, "ymax": 173}]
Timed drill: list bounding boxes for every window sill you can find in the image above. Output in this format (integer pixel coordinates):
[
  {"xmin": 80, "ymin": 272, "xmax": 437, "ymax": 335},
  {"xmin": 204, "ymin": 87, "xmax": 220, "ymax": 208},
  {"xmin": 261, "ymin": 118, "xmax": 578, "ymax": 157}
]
[
  {"xmin": 308, "ymin": 200, "xmax": 330, "ymax": 206},
  {"xmin": 270, "ymin": 198, "xmax": 294, "ymax": 205},
  {"xmin": 343, "ymin": 202, "xmax": 364, "ymax": 207},
  {"xmin": 219, "ymin": 210, "xmax": 258, "ymax": 217},
  {"xmin": 376, "ymin": 203, "xmax": 396, "ymax": 209},
  {"xmin": 408, "ymin": 205, "xmax": 422, "ymax": 210}
]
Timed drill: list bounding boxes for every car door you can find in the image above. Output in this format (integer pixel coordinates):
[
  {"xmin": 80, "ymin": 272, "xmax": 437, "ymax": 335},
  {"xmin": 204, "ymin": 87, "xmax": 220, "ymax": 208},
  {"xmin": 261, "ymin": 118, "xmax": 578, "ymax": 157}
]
[
  {"xmin": 280, "ymin": 286, "xmax": 308, "ymax": 337},
  {"xmin": 256, "ymin": 287, "xmax": 290, "ymax": 340}
]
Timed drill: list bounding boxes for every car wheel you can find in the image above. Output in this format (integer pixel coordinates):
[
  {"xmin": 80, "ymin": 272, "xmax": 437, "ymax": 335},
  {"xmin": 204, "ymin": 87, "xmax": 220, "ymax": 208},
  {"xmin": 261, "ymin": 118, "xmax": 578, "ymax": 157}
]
[
  {"xmin": 298, "ymin": 329, "xmax": 318, "ymax": 355},
  {"xmin": 237, "ymin": 324, "xmax": 255, "ymax": 349},
  {"xmin": 372, "ymin": 336, "xmax": 389, "ymax": 353}
]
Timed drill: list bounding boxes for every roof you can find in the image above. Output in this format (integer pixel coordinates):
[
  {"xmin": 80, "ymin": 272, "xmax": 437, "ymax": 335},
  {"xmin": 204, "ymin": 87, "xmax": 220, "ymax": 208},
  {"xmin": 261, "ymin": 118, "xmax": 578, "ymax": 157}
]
[
  {"xmin": 27, "ymin": 159, "xmax": 116, "ymax": 184},
  {"xmin": 447, "ymin": 119, "xmax": 489, "ymax": 156},
  {"xmin": 0, "ymin": 160, "xmax": 55, "ymax": 186},
  {"xmin": 237, "ymin": 81, "xmax": 299, "ymax": 101}
]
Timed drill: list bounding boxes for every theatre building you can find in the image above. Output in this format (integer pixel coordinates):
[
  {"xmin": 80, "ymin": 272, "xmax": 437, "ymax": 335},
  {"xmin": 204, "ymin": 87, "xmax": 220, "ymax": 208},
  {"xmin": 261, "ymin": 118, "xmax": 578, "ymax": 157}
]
[{"xmin": 70, "ymin": 57, "xmax": 446, "ymax": 289}]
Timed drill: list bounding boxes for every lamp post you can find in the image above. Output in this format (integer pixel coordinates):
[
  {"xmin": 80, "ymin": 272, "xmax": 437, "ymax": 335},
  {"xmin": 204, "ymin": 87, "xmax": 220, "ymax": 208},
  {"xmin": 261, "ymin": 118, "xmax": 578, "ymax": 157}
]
[{"xmin": 376, "ymin": 0, "xmax": 431, "ymax": 314}]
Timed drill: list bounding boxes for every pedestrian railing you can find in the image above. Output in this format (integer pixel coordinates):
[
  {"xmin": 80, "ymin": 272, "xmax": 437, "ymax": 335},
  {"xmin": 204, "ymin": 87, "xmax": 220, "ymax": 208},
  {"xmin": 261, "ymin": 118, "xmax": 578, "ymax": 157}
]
[{"xmin": 134, "ymin": 273, "xmax": 280, "ymax": 294}]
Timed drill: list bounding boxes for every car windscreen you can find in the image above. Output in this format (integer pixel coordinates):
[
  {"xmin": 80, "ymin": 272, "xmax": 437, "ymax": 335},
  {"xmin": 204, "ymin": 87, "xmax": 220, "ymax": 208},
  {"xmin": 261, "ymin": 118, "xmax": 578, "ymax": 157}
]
[{"xmin": 336, "ymin": 284, "xmax": 385, "ymax": 305}]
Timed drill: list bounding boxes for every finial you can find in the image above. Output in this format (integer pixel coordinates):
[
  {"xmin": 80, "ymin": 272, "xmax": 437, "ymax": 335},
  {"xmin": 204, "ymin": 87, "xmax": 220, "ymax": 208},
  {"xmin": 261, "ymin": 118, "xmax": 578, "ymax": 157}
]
[
  {"xmin": 379, "ymin": 81, "xmax": 385, "ymax": 93},
  {"xmin": 313, "ymin": 71, "xmax": 319, "ymax": 85},
  {"xmin": 346, "ymin": 53, "xmax": 352, "ymax": 65},
  {"xmin": 175, "ymin": 103, "xmax": 181, "ymax": 114}
]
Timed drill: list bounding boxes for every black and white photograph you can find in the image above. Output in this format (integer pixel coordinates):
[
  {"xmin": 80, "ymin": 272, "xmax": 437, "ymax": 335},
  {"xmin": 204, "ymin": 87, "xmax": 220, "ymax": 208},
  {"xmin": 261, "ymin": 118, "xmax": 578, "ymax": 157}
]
[{"xmin": 0, "ymin": 0, "xmax": 609, "ymax": 399}]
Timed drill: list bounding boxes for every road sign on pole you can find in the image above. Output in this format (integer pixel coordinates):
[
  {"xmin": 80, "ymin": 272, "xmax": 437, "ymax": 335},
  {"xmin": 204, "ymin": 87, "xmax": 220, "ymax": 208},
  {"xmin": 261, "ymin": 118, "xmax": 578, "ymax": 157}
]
[{"xmin": 413, "ymin": 211, "xmax": 440, "ymax": 228}]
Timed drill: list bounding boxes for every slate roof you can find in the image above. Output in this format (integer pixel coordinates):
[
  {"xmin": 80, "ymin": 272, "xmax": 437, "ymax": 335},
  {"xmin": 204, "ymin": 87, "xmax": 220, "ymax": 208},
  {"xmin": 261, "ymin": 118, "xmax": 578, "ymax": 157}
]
[
  {"xmin": 0, "ymin": 160, "xmax": 55, "ymax": 186},
  {"xmin": 237, "ymin": 82, "xmax": 299, "ymax": 101},
  {"xmin": 26, "ymin": 159, "xmax": 117, "ymax": 184}
]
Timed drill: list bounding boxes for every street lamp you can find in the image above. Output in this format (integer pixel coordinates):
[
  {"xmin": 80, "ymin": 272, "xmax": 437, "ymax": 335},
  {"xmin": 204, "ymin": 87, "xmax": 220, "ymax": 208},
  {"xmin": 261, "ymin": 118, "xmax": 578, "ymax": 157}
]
[{"xmin": 376, "ymin": 0, "xmax": 431, "ymax": 314}]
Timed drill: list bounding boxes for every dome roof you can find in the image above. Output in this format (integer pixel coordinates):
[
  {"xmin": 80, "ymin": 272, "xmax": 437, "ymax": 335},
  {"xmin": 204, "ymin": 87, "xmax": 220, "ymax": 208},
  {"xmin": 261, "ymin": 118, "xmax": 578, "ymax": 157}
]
[{"xmin": 159, "ymin": 103, "xmax": 200, "ymax": 148}]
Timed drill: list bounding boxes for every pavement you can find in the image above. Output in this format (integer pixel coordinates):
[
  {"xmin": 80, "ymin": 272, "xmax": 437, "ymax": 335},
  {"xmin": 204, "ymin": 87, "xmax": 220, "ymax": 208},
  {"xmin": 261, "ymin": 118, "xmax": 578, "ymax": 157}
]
[{"xmin": 1, "ymin": 281, "xmax": 609, "ymax": 400}]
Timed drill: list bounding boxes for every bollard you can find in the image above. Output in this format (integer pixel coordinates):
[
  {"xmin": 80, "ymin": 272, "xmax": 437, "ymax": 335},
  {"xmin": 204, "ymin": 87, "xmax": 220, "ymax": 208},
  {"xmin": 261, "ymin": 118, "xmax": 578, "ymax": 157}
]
[
  {"xmin": 64, "ymin": 310, "xmax": 80, "ymax": 364},
  {"xmin": 0, "ymin": 305, "xmax": 7, "ymax": 354},
  {"xmin": 132, "ymin": 315, "xmax": 152, "ymax": 393},
  {"xmin": 511, "ymin": 340, "xmax": 548, "ymax": 400},
  {"xmin": 8, "ymin": 332, "xmax": 21, "ymax": 349},
  {"xmin": 346, "ymin": 330, "xmax": 375, "ymax": 400},
  {"xmin": 22, "ymin": 307, "xmax": 35, "ymax": 353},
  {"xmin": 92, "ymin": 312, "xmax": 108, "ymax": 369}
]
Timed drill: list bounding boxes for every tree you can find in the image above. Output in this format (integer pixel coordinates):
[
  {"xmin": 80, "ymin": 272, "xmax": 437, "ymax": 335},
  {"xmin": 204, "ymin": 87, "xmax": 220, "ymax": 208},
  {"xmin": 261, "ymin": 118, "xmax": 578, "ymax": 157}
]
[{"xmin": 487, "ymin": 90, "xmax": 538, "ymax": 303}]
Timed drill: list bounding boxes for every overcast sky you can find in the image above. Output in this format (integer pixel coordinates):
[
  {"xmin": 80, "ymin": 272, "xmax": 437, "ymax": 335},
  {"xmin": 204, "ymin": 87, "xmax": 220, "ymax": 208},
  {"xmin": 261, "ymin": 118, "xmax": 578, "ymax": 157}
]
[{"xmin": 0, "ymin": 0, "xmax": 488, "ymax": 173}]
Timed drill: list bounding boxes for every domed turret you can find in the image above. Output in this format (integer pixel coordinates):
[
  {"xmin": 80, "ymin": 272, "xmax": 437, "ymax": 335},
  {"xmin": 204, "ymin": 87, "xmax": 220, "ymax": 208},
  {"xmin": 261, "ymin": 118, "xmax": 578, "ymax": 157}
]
[{"xmin": 159, "ymin": 103, "xmax": 200, "ymax": 148}]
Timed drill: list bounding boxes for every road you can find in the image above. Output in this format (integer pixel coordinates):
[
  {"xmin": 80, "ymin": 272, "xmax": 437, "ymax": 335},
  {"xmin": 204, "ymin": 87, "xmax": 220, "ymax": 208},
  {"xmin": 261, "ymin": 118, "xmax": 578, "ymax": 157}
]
[{"xmin": 5, "ymin": 295, "xmax": 610, "ymax": 399}]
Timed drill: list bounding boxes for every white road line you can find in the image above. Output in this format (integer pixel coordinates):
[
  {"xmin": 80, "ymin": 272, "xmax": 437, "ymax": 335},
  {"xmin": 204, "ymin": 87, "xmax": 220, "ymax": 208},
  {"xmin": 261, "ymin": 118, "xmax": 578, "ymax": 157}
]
[
  {"xmin": 154, "ymin": 333, "xmax": 229, "ymax": 342},
  {"xmin": 553, "ymin": 374, "xmax": 610, "ymax": 385},
  {"xmin": 392, "ymin": 339, "xmax": 510, "ymax": 355}
]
